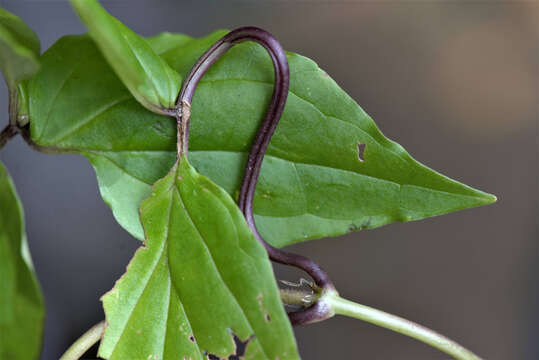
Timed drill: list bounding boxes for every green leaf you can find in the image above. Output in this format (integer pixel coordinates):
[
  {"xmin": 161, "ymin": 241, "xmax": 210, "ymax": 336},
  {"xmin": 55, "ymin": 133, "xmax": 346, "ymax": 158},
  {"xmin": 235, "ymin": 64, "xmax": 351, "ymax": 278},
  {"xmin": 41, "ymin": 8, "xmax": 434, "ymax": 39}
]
[
  {"xmin": 0, "ymin": 7, "xmax": 40, "ymax": 88},
  {"xmin": 99, "ymin": 156, "xmax": 299, "ymax": 360},
  {"xmin": 69, "ymin": 0, "xmax": 181, "ymax": 114},
  {"xmin": 0, "ymin": 160, "xmax": 44, "ymax": 360},
  {"xmin": 27, "ymin": 32, "xmax": 496, "ymax": 248}
]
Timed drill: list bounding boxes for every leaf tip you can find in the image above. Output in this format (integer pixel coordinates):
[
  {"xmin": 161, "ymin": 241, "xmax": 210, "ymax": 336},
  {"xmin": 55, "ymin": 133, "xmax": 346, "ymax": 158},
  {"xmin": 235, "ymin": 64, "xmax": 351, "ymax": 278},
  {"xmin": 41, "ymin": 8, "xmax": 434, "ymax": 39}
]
[{"xmin": 481, "ymin": 192, "xmax": 497, "ymax": 205}]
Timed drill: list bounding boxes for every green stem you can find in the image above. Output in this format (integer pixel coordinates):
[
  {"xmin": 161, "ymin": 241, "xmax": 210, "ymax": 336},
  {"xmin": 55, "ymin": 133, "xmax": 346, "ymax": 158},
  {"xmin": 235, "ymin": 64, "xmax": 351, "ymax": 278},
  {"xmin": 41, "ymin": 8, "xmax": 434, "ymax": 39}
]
[
  {"xmin": 59, "ymin": 321, "xmax": 106, "ymax": 360},
  {"xmin": 324, "ymin": 294, "xmax": 482, "ymax": 360}
]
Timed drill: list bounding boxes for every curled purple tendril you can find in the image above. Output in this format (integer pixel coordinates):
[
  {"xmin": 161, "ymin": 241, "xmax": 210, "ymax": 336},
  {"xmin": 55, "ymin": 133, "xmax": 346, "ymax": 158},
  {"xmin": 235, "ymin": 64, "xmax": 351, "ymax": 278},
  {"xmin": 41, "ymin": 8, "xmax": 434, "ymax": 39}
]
[{"xmin": 175, "ymin": 26, "xmax": 335, "ymax": 325}]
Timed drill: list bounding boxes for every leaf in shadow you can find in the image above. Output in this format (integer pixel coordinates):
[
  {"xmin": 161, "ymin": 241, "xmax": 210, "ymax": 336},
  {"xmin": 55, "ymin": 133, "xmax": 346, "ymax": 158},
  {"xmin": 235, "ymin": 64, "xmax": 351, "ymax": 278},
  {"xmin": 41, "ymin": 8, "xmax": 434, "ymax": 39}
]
[
  {"xmin": 0, "ymin": 161, "xmax": 44, "ymax": 360},
  {"xmin": 0, "ymin": 7, "xmax": 40, "ymax": 88}
]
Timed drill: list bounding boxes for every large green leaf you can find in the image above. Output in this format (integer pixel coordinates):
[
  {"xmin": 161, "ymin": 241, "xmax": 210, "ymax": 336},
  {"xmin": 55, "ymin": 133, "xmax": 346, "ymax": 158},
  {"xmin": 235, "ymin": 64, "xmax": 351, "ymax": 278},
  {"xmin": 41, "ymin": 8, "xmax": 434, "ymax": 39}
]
[
  {"xmin": 27, "ymin": 32, "xmax": 495, "ymax": 248},
  {"xmin": 70, "ymin": 0, "xmax": 181, "ymax": 114},
  {"xmin": 0, "ymin": 7, "xmax": 40, "ymax": 88},
  {"xmin": 0, "ymin": 161, "xmax": 44, "ymax": 360},
  {"xmin": 99, "ymin": 156, "xmax": 299, "ymax": 359}
]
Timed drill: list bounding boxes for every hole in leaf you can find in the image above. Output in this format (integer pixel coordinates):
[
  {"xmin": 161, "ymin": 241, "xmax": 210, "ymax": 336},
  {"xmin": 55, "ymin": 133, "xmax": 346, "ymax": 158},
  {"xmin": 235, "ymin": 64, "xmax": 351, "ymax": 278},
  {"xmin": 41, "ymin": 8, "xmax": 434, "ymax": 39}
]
[
  {"xmin": 357, "ymin": 143, "xmax": 366, "ymax": 162},
  {"xmin": 230, "ymin": 333, "xmax": 254, "ymax": 359},
  {"xmin": 205, "ymin": 331, "xmax": 254, "ymax": 360},
  {"xmin": 348, "ymin": 218, "xmax": 372, "ymax": 232}
]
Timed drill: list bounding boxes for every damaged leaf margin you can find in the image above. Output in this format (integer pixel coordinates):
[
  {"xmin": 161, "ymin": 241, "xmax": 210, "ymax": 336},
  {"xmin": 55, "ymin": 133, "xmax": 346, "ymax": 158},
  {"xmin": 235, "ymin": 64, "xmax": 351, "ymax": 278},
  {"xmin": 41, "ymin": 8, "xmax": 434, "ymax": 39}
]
[{"xmin": 98, "ymin": 156, "xmax": 299, "ymax": 360}]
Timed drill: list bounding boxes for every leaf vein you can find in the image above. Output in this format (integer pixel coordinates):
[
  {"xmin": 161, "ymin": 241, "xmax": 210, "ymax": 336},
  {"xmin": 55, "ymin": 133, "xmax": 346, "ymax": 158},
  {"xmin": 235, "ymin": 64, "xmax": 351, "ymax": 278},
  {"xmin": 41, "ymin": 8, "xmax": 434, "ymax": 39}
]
[
  {"xmin": 38, "ymin": 65, "xmax": 79, "ymax": 141},
  {"xmin": 197, "ymin": 77, "xmax": 404, "ymax": 160},
  {"xmin": 172, "ymin": 184, "xmax": 270, "ymax": 359},
  {"xmin": 51, "ymin": 95, "xmax": 132, "ymax": 144}
]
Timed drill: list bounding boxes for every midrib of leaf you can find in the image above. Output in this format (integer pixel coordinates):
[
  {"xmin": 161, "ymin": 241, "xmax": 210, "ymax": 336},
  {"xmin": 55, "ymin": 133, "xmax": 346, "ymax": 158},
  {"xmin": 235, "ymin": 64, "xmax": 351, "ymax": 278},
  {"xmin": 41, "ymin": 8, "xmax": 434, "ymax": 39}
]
[
  {"xmin": 162, "ymin": 283, "xmax": 204, "ymax": 359},
  {"xmin": 173, "ymin": 183, "xmax": 271, "ymax": 359},
  {"xmin": 110, "ymin": 248, "xmax": 168, "ymax": 355},
  {"xmin": 120, "ymin": 31, "xmax": 163, "ymax": 106},
  {"xmin": 95, "ymin": 148, "xmax": 487, "ymax": 201},
  {"xmin": 159, "ymin": 268, "xmax": 172, "ymax": 359},
  {"xmin": 91, "ymin": 150, "xmax": 486, "ymax": 226}
]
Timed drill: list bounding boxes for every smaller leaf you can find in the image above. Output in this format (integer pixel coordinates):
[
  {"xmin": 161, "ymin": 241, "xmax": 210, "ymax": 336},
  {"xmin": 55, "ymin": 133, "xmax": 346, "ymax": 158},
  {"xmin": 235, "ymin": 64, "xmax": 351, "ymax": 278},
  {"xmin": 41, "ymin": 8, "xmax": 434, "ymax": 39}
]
[
  {"xmin": 0, "ymin": 7, "xmax": 40, "ymax": 87},
  {"xmin": 99, "ymin": 157, "xmax": 299, "ymax": 360},
  {"xmin": 0, "ymin": 160, "xmax": 44, "ymax": 360},
  {"xmin": 69, "ymin": 0, "xmax": 181, "ymax": 114}
]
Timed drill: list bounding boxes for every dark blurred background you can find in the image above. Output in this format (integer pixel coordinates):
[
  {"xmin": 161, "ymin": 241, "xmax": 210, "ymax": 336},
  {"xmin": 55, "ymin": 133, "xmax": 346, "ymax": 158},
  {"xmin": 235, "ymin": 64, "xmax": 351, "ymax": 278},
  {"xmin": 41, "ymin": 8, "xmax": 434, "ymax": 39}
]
[{"xmin": 0, "ymin": 1, "xmax": 537, "ymax": 359}]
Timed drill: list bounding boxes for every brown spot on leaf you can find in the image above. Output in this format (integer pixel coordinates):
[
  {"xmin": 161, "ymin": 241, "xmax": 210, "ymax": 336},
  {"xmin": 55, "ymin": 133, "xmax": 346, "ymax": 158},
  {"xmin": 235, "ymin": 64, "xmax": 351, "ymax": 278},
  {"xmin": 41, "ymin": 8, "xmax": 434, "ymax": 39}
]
[
  {"xmin": 189, "ymin": 335, "xmax": 196, "ymax": 343},
  {"xmin": 256, "ymin": 293, "xmax": 268, "ymax": 321},
  {"xmin": 357, "ymin": 143, "xmax": 366, "ymax": 162}
]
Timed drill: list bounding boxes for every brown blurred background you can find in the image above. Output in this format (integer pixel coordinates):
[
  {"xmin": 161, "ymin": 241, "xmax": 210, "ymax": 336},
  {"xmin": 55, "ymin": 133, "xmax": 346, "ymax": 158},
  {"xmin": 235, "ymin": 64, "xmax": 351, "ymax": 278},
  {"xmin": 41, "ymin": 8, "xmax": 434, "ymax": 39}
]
[{"xmin": 0, "ymin": 1, "xmax": 537, "ymax": 359}]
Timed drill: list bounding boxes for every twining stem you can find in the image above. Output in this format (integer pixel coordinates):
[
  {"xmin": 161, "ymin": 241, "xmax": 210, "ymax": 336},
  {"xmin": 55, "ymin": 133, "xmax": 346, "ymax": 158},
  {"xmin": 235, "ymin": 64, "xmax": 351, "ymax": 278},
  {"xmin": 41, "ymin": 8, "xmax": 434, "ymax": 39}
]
[
  {"xmin": 175, "ymin": 27, "xmax": 335, "ymax": 325},
  {"xmin": 324, "ymin": 294, "xmax": 482, "ymax": 360},
  {"xmin": 59, "ymin": 321, "xmax": 106, "ymax": 360}
]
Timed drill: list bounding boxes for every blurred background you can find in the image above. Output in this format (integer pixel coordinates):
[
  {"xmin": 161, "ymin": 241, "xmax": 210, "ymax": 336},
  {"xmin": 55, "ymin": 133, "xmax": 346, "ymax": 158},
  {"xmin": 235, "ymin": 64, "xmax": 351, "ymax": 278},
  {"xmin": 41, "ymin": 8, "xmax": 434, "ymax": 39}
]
[{"xmin": 0, "ymin": 1, "xmax": 537, "ymax": 359}]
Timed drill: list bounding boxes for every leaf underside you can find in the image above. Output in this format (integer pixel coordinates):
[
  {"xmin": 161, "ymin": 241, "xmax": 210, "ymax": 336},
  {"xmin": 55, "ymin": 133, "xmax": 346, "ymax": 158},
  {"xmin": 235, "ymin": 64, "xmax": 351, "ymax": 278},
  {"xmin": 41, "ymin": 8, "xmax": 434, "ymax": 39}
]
[
  {"xmin": 28, "ymin": 31, "xmax": 496, "ymax": 248},
  {"xmin": 99, "ymin": 156, "xmax": 299, "ymax": 360},
  {"xmin": 0, "ymin": 161, "xmax": 44, "ymax": 360}
]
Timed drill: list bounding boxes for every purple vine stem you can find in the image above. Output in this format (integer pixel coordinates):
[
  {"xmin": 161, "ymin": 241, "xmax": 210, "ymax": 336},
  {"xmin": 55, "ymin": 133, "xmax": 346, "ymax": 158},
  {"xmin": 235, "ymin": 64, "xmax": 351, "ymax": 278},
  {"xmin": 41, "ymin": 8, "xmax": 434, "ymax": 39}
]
[{"xmin": 175, "ymin": 27, "xmax": 335, "ymax": 325}]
